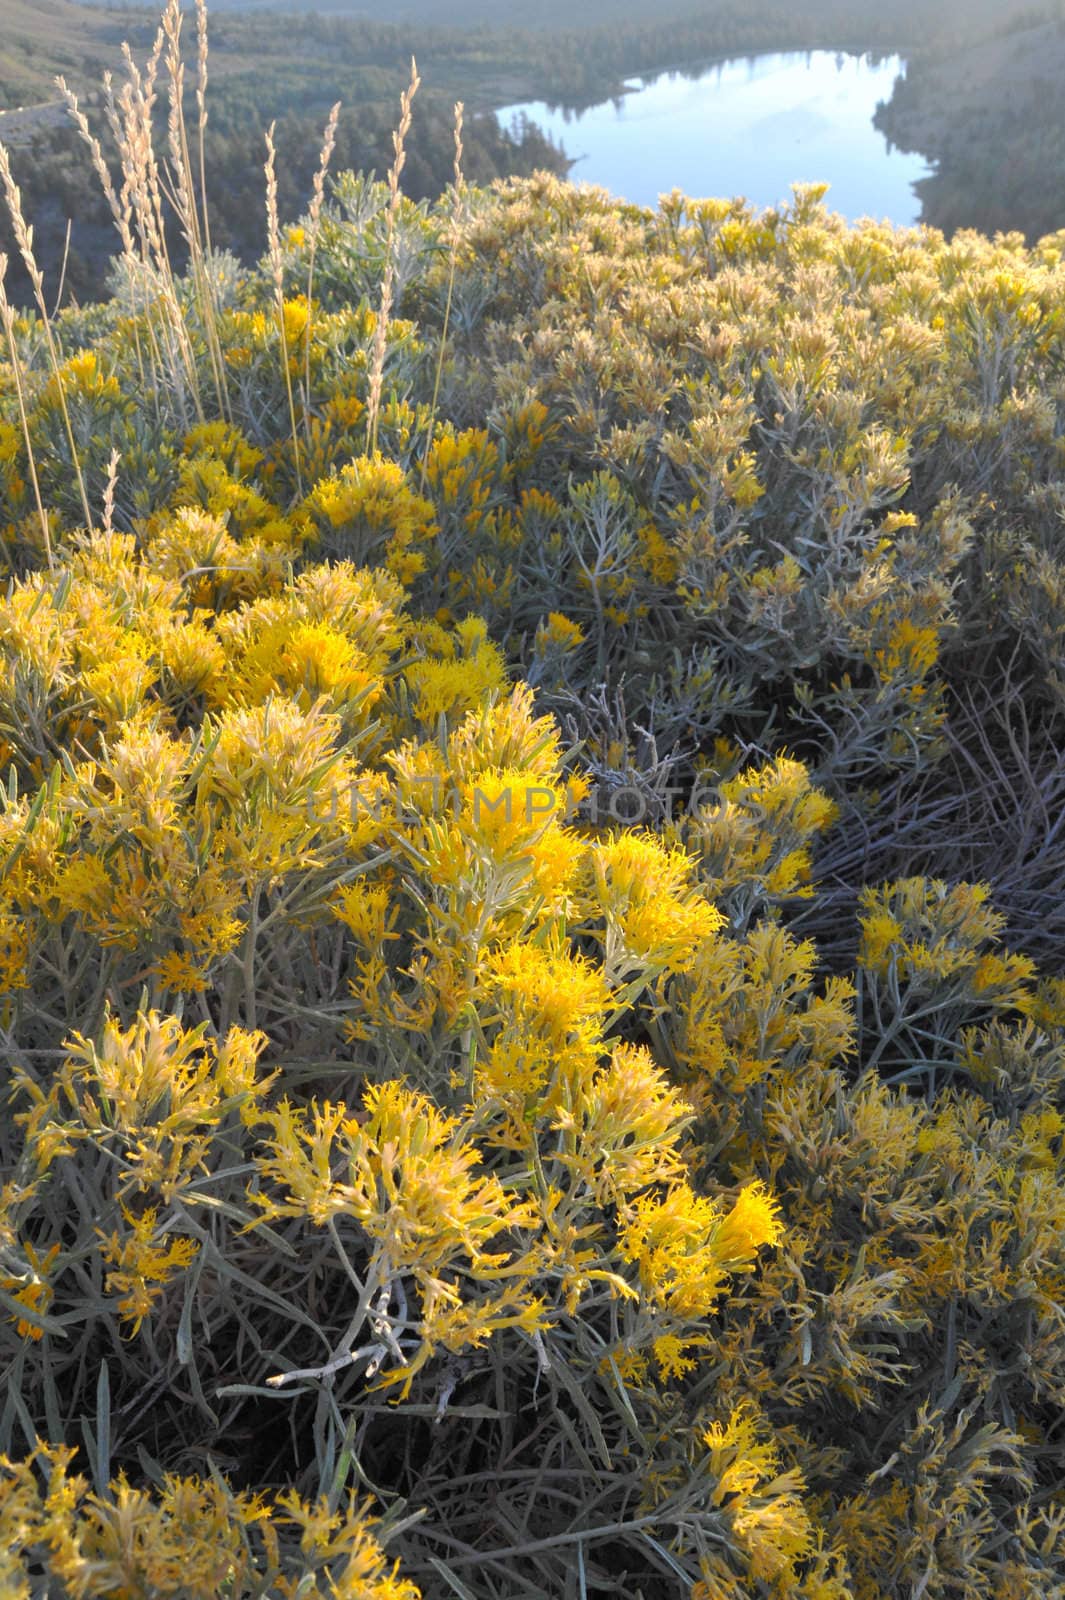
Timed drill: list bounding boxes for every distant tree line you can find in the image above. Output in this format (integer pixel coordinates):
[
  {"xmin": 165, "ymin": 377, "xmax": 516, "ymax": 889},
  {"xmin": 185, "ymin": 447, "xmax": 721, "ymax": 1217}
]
[{"xmin": 0, "ymin": 0, "xmax": 1057, "ymax": 304}]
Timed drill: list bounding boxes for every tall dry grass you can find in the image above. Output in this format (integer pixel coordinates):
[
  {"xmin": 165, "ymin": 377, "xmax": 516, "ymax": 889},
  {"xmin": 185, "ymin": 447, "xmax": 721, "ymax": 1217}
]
[
  {"xmin": 366, "ymin": 57, "xmax": 420, "ymax": 458},
  {"xmin": 162, "ymin": 0, "xmax": 229, "ymax": 421},
  {"xmin": 4, "ymin": 1, "xmax": 446, "ymax": 538},
  {"xmin": 303, "ymin": 100, "xmax": 342, "ymax": 441},
  {"xmin": 264, "ymin": 120, "xmax": 304, "ymax": 494}
]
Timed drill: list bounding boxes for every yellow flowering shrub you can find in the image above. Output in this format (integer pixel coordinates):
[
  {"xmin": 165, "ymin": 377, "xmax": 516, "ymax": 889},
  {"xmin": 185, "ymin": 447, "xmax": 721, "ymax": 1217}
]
[
  {"xmin": 0, "ymin": 1444, "xmax": 419, "ymax": 1600},
  {"xmin": 306, "ymin": 454, "xmax": 437, "ymax": 583},
  {"xmin": 2, "ymin": 17, "xmax": 1065, "ymax": 1591}
]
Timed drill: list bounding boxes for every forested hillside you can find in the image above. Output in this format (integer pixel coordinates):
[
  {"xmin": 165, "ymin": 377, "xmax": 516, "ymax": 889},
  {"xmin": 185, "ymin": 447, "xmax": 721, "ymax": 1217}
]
[
  {"xmin": 877, "ymin": 12, "xmax": 1065, "ymax": 240},
  {"xmin": 2, "ymin": 0, "xmax": 1063, "ymax": 307}
]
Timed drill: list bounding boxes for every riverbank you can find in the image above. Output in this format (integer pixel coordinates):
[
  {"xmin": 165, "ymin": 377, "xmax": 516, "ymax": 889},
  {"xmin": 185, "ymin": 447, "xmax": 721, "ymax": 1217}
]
[{"xmin": 875, "ymin": 15, "xmax": 1065, "ymax": 239}]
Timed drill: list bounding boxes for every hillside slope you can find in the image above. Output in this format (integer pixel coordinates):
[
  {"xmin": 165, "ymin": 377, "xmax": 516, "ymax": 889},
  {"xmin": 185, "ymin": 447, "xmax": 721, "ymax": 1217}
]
[
  {"xmin": 0, "ymin": 0, "xmax": 148, "ymax": 103},
  {"xmin": 876, "ymin": 14, "xmax": 1065, "ymax": 237}
]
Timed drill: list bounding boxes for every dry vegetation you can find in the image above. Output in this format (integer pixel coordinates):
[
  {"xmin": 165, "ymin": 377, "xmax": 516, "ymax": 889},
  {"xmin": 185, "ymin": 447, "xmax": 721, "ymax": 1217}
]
[
  {"xmin": 0, "ymin": 0, "xmax": 141, "ymax": 105},
  {"xmin": 2, "ymin": 4, "xmax": 1065, "ymax": 1597}
]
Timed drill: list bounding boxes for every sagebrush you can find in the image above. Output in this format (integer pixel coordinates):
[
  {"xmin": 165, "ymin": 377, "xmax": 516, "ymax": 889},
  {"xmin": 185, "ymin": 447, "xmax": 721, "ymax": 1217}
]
[{"xmin": 2, "ymin": 7, "xmax": 1065, "ymax": 1597}]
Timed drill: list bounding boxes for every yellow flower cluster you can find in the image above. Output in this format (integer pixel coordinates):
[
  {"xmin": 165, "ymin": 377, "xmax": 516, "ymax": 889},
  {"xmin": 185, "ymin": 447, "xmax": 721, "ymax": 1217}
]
[
  {"xmin": 0, "ymin": 1443, "xmax": 419, "ymax": 1600},
  {"xmin": 307, "ymin": 454, "xmax": 437, "ymax": 584}
]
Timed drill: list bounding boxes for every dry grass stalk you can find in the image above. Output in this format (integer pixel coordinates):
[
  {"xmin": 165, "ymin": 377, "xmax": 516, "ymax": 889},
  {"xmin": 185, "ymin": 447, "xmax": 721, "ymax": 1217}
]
[
  {"xmin": 95, "ymin": 26, "xmax": 205, "ymax": 422},
  {"xmin": 193, "ymin": 0, "xmax": 230, "ymax": 418},
  {"xmin": 106, "ymin": 61, "xmax": 175, "ymax": 339},
  {"xmin": 302, "ymin": 100, "xmax": 341, "ymax": 439},
  {"xmin": 420, "ymin": 99, "xmax": 464, "ymax": 492},
  {"xmin": 136, "ymin": 20, "xmax": 205, "ymax": 421},
  {"xmin": 195, "ymin": 0, "xmax": 213, "ymax": 262},
  {"xmin": 265, "ymin": 121, "xmax": 303, "ymax": 495},
  {"xmin": 0, "ymin": 253, "xmax": 52, "ymax": 568},
  {"xmin": 92, "ymin": 67, "xmax": 163, "ymax": 411},
  {"xmin": 101, "ymin": 448, "xmax": 121, "ymax": 535},
  {"xmin": 66, "ymin": 64, "xmax": 159, "ymax": 409},
  {"xmin": 367, "ymin": 57, "xmax": 420, "ymax": 458},
  {"xmin": 52, "ymin": 220, "xmax": 73, "ymax": 318},
  {"xmin": 162, "ymin": 6, "xmax": 194, "ymax": 251},
  {"xmin": 56, "ymin": 76, "xmax": 135, "ymax": 262},
  {"xmin": 0, "ymin": 141, "xmax": 92, "ymax": 533},
  {"xmin": 117, "ymin": 35, "xmax": 170, "ymax": 276},
  {"xmin": 162, "ymin": 0, "xmax": 229, "ymax": 419},
  {"xmin": 124, "ymin": 119, "xmax": 189, "ymax": 408}
]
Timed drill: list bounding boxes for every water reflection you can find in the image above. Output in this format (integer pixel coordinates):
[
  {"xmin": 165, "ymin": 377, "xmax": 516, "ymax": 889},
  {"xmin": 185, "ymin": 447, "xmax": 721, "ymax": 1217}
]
[{"xmin": 498, "ymin": 51, "xmax": 930, "ymax": 226}]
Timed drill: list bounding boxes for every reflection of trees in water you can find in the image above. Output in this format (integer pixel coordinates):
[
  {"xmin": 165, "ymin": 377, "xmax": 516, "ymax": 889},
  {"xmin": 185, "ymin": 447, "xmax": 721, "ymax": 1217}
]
[
  {"xmin": 875, "ymin": 23, "xmax": 1065, "ymax": 242},
  {"xmin": 915, "ymin": 114, "xmax": 1065, "ymax": 243}
]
